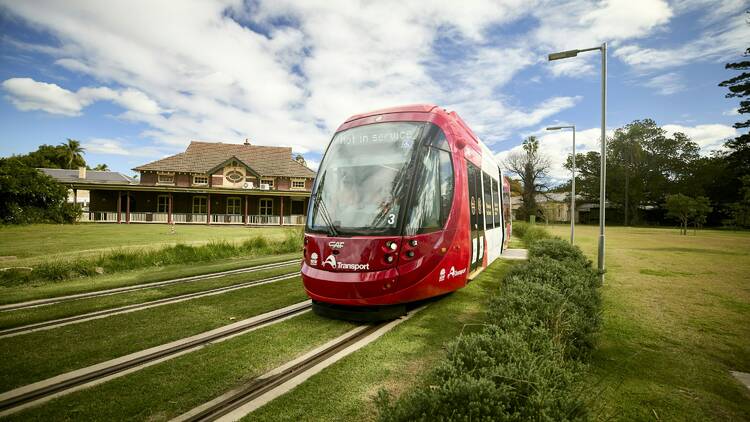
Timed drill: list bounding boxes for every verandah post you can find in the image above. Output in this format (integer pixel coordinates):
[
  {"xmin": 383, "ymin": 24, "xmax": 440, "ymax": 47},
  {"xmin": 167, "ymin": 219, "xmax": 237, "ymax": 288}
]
[
  {"xmin": 207, "ymin": 193, "xmax": 212, "ymax": 225},
  {"xmin": 117, "ymin": 191, "xmax": 122, "ymax": 224},
  {"xmin": 126, "ymin": 193, "xmax": 130, "ymax": 224},
  {"xmin": 280, "ymin": 196, "xmax": 284, "ymax": 226},
  {"xmin": 168, "ymin": 193, "xmax": 173, "ymax": 224},
  {"xmin": 244, "ymin": 195, "xmax": 248, "ymax": 225}
]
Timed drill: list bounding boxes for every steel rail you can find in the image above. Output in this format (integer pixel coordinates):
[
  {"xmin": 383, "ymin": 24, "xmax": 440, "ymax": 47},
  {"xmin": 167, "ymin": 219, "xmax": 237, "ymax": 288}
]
[
  {"xmin": 0, "ymin": 301, "xmax": 313, "ymax": 416},
  {"xmin": 0, "ymin": 271, "xmax": 300, "ymax": 339},
  {"xmin": 0, "ymin": 258, "xmax": 300, "ymax": 312}
]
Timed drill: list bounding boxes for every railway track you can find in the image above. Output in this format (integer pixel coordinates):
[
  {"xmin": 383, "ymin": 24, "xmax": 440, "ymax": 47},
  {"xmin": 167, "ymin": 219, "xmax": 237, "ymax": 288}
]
[
  {"xmin": 0, "ymin": 258, "xmax": 300, "ymax": 313},
  {"xmin": 173, "ymin": 305, "xmax": 426, "ymax": 422},
  {"xmin": 0, "ymin": 271, "xmax": 300, "ymax": 339},
  {"xmin": 0, "ymin": 300, "xmax": 313, "ymax": 417}
]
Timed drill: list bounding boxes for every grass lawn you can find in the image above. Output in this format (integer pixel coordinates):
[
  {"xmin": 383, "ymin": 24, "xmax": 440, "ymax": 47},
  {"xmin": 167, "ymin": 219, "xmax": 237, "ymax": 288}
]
[
  {"xmin": 0, "ymin": 276, "xmax": 308, "ymax": 392},
  {"xmin": 249, "ymin": 260, "xmax": 513, "ymax": 422},
  {"xmin": 544, "ymin": 224, "xmax": 750, "ymax": 420},
  {"xmin": 0, "ymin": 223, "xmax": 290, "ymax": 267}
]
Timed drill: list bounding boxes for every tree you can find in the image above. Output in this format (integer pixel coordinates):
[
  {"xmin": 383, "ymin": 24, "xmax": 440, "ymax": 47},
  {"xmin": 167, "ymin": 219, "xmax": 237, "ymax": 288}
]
[
  {"xmin": 730, "ymin": 175, "xmax": 750, "ymax": 227},
  {"xmin": 504, "ymin": 136, "xmax": 550, "ymax": 221},
  {"xmin": 60, "ymin": 138, "xmax": 85, "ymax": 169},
  {"xmin": 718, "ymin": 20, "xmax": 750, "ymax": 199},
  {"xmin": 92, "ymin": 163, "xmax": 109, "ymax": 171},
  {"xmin": 664, "ymin": 194, "xmax": 711, "ymax": 235},
  {"xmin": 665, "ymin": 194, "xmax": 693, "ymax": 235},
  {"xmin": 0, "ymin": 157, "xmax": 80, "ymax": 224}
]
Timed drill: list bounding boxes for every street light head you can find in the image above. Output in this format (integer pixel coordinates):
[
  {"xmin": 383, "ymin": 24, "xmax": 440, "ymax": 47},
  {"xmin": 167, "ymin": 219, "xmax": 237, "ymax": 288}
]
[
  {"xmin": 548, "ymin": 50, "xmax": 579, "ymax": 61},
  {"xmin": 546, "ymin": 126, "xmax": 563, "ymax": 131}
]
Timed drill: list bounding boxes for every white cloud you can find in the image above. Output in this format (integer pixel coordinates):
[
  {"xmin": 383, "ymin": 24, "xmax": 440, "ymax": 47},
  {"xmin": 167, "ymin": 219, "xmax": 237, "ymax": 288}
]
[
  {"xmin": 662, "ymin": 123, "xmax": 736, "ymax": 153},
  {"xmin": 615, "ymin": 13, "xmax": 750, "ymax": 70},
  {"xmin": 84, "ymin": 138, "xmax": 166, "ymax": 157},
  {"xmin": 0, "ymin": 0, "xmax": 735, "ymax": 164},
  {"xmin": 534, "ymin": 0, "xmax": 673, "ymax": 77},
  {"xmin": 723, "ymin": 108, "xmax": 739, "ymax": 116},
  {"xmin": 2, "ymin": 77, "xmax": 82, "ymax": 115},
  {"xmin": 643, "ymin": 72, "xmax": 685, "ymax": 95},
  {"xmin": 2, "ymin": 77, "xmax": 162, "ymax": 117}
]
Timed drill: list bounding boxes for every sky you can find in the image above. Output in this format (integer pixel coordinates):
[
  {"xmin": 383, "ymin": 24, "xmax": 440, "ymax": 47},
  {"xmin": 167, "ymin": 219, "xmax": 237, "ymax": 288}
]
[{"xmin": 0, "ymin": 0, "xmax": 747, "ymax": 181}]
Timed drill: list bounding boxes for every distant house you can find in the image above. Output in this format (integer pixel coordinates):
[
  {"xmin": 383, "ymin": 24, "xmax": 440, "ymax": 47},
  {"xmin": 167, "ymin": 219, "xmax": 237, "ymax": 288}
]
[
  {"xmin": 41, "ymin": 140, "xmax": 315, "ymax": 226},
  {"xmin": 510, "ymin": 192, "xmax": 581, "ymax": 223}
]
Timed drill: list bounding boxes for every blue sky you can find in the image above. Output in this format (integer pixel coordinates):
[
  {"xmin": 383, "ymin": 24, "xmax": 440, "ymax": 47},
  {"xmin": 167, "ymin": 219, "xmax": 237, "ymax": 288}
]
[{"xmin": 0, "ymin": 0, "xmax": 747, "ymax": 180}]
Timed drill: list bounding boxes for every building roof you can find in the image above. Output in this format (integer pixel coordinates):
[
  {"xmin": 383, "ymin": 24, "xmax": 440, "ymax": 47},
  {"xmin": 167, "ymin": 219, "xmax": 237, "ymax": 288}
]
[
  {"xmin": 133, "ymin": 141, "xmax": 316, "ymax": 178},
  {"xmin": 39, "ymin": 168, "xmax": 134, "ymax": 185}
]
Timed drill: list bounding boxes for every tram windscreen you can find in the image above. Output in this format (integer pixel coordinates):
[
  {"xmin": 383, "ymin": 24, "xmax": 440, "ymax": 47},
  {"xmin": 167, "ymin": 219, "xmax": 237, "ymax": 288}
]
[{"xmin": 308, "ymin": 122, "xmax": 423, "ymax": 235}]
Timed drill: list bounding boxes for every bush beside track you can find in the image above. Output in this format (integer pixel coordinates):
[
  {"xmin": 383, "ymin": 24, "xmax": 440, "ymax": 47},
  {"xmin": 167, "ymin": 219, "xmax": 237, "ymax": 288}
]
[
  {"xmin": 1, "ymin": 229, "xmax": 302, "ymax": 286},
  {"xmin": 377, "ymin": 226, "xmax": 602, "ymax": 421}
]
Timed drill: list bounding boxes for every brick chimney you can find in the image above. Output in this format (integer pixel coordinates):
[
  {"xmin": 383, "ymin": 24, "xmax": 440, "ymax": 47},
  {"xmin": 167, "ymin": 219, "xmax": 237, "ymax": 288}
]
[
  {"xmin": 244, "ymin": 138, "xmax": 251, "ymax": 146},
  {"xmin": 78, "ymin": 166, "xmax": 86, "ymax": 179}
]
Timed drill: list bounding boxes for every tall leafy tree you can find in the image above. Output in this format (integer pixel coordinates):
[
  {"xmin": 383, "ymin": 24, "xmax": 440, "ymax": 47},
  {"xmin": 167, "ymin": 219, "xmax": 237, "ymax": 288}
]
[
  {"xmin": 504, "ymin": 136, "xmax": 550, "ymax": 221},
  {"xmin": 92, "ymin": 163, "xmax": 109, "ymax": 171},
  {"xmin": 60, "ymin": 138, "xmax": 86, "ymax": 169}
]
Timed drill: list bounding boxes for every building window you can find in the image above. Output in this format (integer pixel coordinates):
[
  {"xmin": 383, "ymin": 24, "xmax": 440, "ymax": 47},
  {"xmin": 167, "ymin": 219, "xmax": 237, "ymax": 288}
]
[
  {"xmin": 226, "ymin": 170, "xmax": 243, "ymax": 183},
  {"xmin": 260, "ymin": 178, "xmax": 274, "ymax": 189},
  {"xmin": 227, "ymin": 197, "xmax": 241, "ymax": 214},
  {"xmin": 193, "ymin": 175, "xmax": 208, "ymax": 185},
  {"xmin": 259, "ymin": 198, "xmax": 273, "ymax": 216},
  {"xmin": 192, "ymin": 196, "xmax": 207, "ymax": 214},
  {"xmin": 291, "ymin": 178, "xmax": 305, "ymax": 190},
  {"xmin": 157, "ymin": 195, "xmax": 169, "ymax": 213},
  {"xmin": 291, "ymin": 199, "xmax": 305, "ymax": 215},
  {"xmin": 158, "ymin": 173, "xmax": 174, "ymax": 184}
]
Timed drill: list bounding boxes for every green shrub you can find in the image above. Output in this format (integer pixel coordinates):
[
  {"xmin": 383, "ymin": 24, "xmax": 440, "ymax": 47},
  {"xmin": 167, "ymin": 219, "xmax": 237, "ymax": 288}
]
[
  {"xmin": 377, "ymin": 223, "xmax": 602, "ymax": 422},
  {"xmin": 377, "ymin": 329, "xmax": 586, "ymax": 422},
  {"xmin": 512, "ymin": 221, "xmax": 529, "ymax": 239},
  {"xmin": 528, "ymin": 238, "xmax": 591, "ymax": 268}
]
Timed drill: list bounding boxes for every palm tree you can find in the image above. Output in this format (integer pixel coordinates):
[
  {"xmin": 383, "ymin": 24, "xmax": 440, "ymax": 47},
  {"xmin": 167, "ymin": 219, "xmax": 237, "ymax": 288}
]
[
  {"xmin": 93, "ymin": 163, "xmax": 109, "ymax": 171},
  {"xmin": 60, "ymin": 138, "xmax": 85, "ymax": 169}
]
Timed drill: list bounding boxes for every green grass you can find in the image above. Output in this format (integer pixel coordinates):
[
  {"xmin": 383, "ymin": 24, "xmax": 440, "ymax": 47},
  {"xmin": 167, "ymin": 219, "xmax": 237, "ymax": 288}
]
[
  {"xmin": 0, "ymin": 252, "xmax": 300, "ymax": 305},
  {"xmin": 1, "ymin": 228, "xmax": 302, "ymax": 285},
  {"xmin": 0, "ymin": 262, "xmax": 300, "ymax": 330},
  {"xmin": 0, "ymin": 276, "xmax": 308, "ymax": 392},
  {"xmin": 248, "ymin": 260, "xmax": 513, "ymax": 422},
  {"xmin": 5, "ymin": 312, "xmax": 357, "ymax": 421},
  {"xmin": 545, "ymin": 225, "xmax": 750, "ymax": 421},
  {"xmin": 0, "ymin": 224, "xmax": 290, "ymax": 267}
]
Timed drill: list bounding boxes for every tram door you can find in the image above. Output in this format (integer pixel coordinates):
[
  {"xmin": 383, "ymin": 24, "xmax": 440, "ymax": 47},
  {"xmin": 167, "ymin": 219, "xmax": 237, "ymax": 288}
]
[{"xmin": 467, "ymin": 161, "xmax": 485, "ymax": 273}]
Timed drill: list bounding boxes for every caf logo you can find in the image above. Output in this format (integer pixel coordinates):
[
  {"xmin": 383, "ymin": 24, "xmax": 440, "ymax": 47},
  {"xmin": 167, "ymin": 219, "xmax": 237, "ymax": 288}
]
[
  {"xmin": 439, "ymin": 268, "xmax": 446, "ymax": 282},
  {"xmin": 310, "ymin": 252, "xmax": 318, "ymax": 266}
]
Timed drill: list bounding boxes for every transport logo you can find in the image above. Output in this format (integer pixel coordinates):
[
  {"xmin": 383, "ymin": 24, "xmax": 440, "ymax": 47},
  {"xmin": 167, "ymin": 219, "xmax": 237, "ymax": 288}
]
[
  {"xmin": 322, "ymin": 254, "xmax": 370, "ymax": 271},
  {"xmin": 309, "ymin": 252, "xmax": 318, "ymax": 266},
  {"xmin": 439, "ymin": 268, "xmax": 446, "ymax": 282},
  {"xmin": 447, "ymin": 266, "xmax": 467, "ymax": 279},
  {"xmin": 328, "ymin": 241, "xmax": 345, "ymax": 249},
  {"xmin": 323, "ymin": 254, "xmax": 337, "ymax": 268}
]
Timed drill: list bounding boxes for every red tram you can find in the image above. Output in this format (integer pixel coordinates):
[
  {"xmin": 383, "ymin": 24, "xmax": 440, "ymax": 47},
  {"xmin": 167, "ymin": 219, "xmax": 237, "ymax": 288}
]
[{"xmin": 302, "ymin": 104, "xmax": 512, "ymax": 320}]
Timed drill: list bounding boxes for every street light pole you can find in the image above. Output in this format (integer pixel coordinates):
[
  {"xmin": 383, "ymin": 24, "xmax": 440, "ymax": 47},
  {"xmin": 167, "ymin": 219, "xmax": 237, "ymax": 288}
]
[
  {"xmin": 548, "ymin": 42, "xmax": 607, "ymax": 283},
  {"xmin": 546, "ymin": 125, "xmax": 576, "ymax": 244}
]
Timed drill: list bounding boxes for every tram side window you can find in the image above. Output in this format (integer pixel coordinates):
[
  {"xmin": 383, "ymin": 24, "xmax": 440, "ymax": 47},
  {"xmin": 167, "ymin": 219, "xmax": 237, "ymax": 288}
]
[
  {"xmin": 405, "ymin": 147, "xmax": 454, "ymax": 235},
  {"xmin": 491, "ymin": 179, "xmax": 500, "ymax": 228},
  {"xmin": 483, "ymin": 172, "xmax": 494, "ymax": 228}
]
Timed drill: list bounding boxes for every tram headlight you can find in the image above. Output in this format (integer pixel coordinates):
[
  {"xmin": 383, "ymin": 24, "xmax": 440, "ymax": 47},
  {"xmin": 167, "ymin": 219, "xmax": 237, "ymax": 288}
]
[
  {"xmin": 409, "ymin": 239, "xmax": 418, "ymax": 247},
  {"xmin": 406, "ymin": 250, "xmax": 415, "ymax": 258},
  {"xmin": 387, "ymin": 241, "xmax": 398, "ymax": 251},
  {"xmin": 385, "ymin": 254, "xmax": 394, "ymax": 263}
]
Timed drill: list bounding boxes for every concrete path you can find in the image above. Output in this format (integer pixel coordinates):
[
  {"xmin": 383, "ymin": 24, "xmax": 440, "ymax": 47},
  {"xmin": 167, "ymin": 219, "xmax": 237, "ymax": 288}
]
[
  {"xmin": 732, "ymin": 371, "xmax": 750, "ymax": 391},
  {"xmin": 501, "ymin": 249, "xmax": 528, "ymax": 260}
]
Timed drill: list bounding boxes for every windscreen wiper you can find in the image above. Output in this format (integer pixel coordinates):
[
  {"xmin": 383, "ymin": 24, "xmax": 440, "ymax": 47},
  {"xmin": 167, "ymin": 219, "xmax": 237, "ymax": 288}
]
[{"xmin": 312, "ymin": 192, "xmax": 339, "ymax": 237}]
